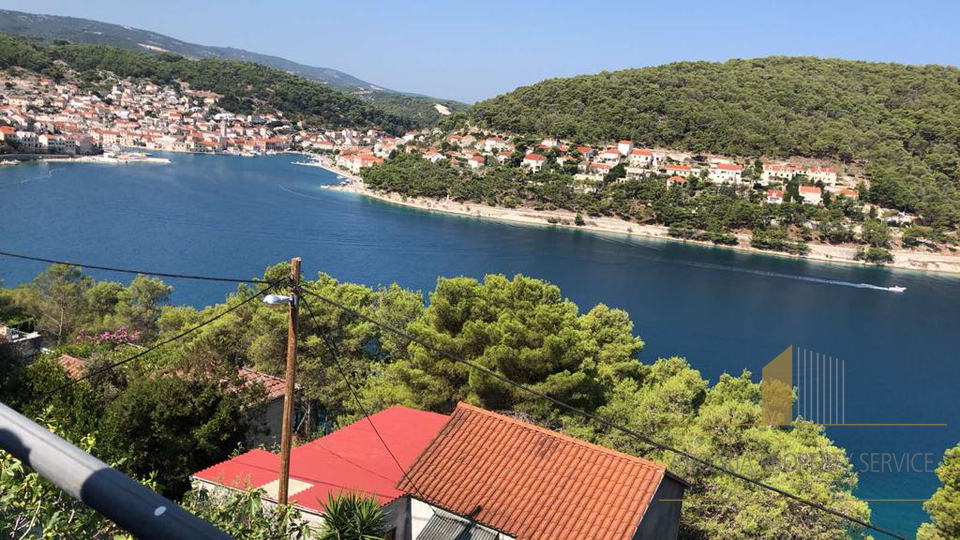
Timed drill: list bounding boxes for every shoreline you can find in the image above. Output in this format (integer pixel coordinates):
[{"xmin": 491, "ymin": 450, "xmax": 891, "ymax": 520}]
[
  {"xmin": 2, "ymin": 153, "xmax": 170, "ymax": 165},
  {"xmin": 315, "ymin": 163, "xmax": 960, "ymax": 276}
]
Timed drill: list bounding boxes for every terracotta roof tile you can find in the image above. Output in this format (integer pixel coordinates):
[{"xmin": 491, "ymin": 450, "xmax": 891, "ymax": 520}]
[
  {"xmin": 58, "ymin": 354, "xmax": 88, "ymax": 379},
  {"xmin": 398, "ymin": 403, "xmax": 669, "ymax": 540}
]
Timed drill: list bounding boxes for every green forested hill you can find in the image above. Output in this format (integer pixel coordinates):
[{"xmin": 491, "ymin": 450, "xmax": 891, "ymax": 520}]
[
  {"xmin": 0, "ymin": 9, "xmax": 467, "ymax": 123},
  {"xmin": 472, "ymin": 57, "xmax": 960, "ymax": 224},
  {"xmin": 0, "ymin": 34, "xmax": 418, "ymax": 134}
]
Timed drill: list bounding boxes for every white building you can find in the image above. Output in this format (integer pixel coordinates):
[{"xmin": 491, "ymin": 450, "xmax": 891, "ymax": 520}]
[
  {"xmin": 599, "ymin": 148, "xmax": 621, "ymax": 164},
  {"xmin": 665, "ymin": 164, "xmax": 696, "ymax": 178},
  {"xmin": 617, "ymin": 139, "xmax": 634, "ymax": 156},
  {"xmin": 709, "ymin": 163, "xmax": 743, "ymax": 184},
  {"xmin": 806, "ymin": 166, "xmax": 838, "ymax": 185},
  {"xmin": 628, "ymin": 148, "xmax": 654, "ymax": 168},
  {"xmin": 766, "ymin": 189, "xmax": 785, "ymax": 204},
  {"xmin": 522, "ymin": 153, "xmax": 547, "ymax": 172},
  {"xmin": 761, "ymin": 164, "xmax": 804, "ymax": 183},
  {"xmin": 799, "ymin": 185, "xmax": 823, "ymax": 205}
]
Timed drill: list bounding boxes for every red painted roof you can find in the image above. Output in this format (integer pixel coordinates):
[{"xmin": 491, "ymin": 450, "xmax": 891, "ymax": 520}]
[
  {"xmin": 398, "ymin": 403, "xmax": 671, "ymax": 540},
  {"xmin": 631, "ymin": 149, "xmax": 653, "ymax": 156},
  {"xmin": 193, "ymin": 406, "xmax": 449, "ymax": 510},
  {"xmin": 618, "ymin": 140, "xmax": 632, "ymax": 144},
  {"xmin": 767, "ymin": 189, "xmax": 785, "ymax": 197},
  {"xmin": 666, "ymin": 164, "xmax": 691, "ymax": 170},
  {"xmin": 668, "ymin": 175, "xmax": 687, "ymax": 183},
  {"xmin": 524, "ymin": 153, "xmax": 547, "ymax": 162},
  {"xmin": 799, "ymin": 185, "xmax": 822, "ymax": 194}
]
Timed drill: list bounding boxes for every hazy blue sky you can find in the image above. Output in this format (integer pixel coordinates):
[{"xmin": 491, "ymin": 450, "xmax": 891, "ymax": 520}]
[{"xmin": 4, "ymin": 0, "xmax": 959, "ymax": 102}]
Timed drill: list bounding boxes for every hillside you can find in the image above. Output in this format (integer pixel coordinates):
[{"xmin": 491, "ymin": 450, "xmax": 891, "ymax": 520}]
[
  {"xmin": 0, "ymin": 34, "xmax": 417, "ymax": 134},
  {"xmin": 472, "ymin": 57, "xmax": 960, "ymax": 225},
  {"xmin": 0, "ymin": 8, "xmax": 466, "ymax": 123}
]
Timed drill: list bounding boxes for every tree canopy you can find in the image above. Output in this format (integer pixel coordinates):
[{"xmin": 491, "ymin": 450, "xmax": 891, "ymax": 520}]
[
  {"xmin": 472, "ymin": 57, "xmax": 960, "ymax": 224},
  {"xmin": 0, "ymin": 264, "xmax": 880, "ymax": 537}
]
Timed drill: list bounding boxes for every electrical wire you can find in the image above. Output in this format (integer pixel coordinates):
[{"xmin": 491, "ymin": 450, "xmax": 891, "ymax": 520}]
[
  {"xmin": 298, "ymin": 287, "xmax": 906, "ymax": 540},
  {"xmin": 299, "ymin": 295, "xmax": 452, "ymax": 530},
  {"xmin": 45, "ymin": 280, "xmax": 281, "ymax": 397},
  {"xmin": 0, "ymin": 249, "xmax": 271, "ymax": 284}
]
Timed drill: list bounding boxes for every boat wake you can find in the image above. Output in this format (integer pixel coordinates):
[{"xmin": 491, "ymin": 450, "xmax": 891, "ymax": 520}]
[
  {"xmin": 277, "ymin": 184, "xmax": 328, "ymax": 201},
  {"xmin": 0, "ymin": 168, "xmax": 56, "ymax": 189},
  {"xmin": 594, "ymin": 233, "xmax": 904, "ymax": 292},
  {"xmin": 677, "ymin": 259, "xmax": 905, "ymax": 292}
]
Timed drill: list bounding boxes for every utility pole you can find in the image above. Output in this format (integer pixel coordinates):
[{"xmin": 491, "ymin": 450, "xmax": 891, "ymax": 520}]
[{"xmin": 277, "ymin": 257, "xmax": 300, "ymax": 506}]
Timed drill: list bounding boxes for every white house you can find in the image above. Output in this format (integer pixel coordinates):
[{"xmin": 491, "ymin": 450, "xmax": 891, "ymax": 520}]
[
  {"xmin": 806, "ymin": 166, "xmax": 838, "ymax": 185},
  {"xmin": 799, "ymin": 185, "xmax": 823, "ymax": 205},
  {"xmin": 709, "ymin": 163, "xmax": 743, "ymax": 184},
  {"xmin": 766, "ymin": 189, "xmax": 785, "ymax": 204},
  {"xmin": 628, "ymin": 148, "xmax": 654, "ymax": 168},
  {"xmin": 522, "ymin": 153, "xmax": 547, "ymax": 172},
  {"xmin": 13, "ymin": 131, "xmax": 42, "ymax": 153},
  {"xmin": 600, "ymin": 148, "xmax": 622, "ymax": 164},
  {"xmin": 617, "ymin": 139, "xmax": 633, "ymax": 156},
  {"xmin": 424, "ymin": 150, "xmax": 446, "ymax": 163},
  {"xmin": 483, "ymin": 137, "xmax": 507, "ymax": 153},
  {"xmin": 761, "ymin": 164, "xmax": 804, "ymax": 183},
  {"xmin": 39, "ymin": 134, "xmax": 77, "ymax": 155},
  {"xmin": 664, "ymin": 163, "xmax": 696, "ymax": 178},
  {"xmin": 467, "ymin": 155, "xmax": 485, "ymax": 169}
]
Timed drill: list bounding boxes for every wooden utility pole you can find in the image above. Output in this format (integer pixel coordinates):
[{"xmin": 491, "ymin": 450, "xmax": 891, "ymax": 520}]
[{"xmin": 278, "ymin": 257, "xmax": 300, "ymax": 506}]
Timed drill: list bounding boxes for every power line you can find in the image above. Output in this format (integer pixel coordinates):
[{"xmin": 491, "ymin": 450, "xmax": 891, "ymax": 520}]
[
  {"xmin": 298, "ymin": 288, "xmax": 905, "ymax": 540},
  {"xmin": 46, "ymin": 281, "xmax": 281, "ymax": 397},
  {"xmin": 0, "ymin": 249, "xmax": 271, "ymax": 285},
  {"xmin": 299, "ymin": 295, "xmax": 448, "ymax": 528}
]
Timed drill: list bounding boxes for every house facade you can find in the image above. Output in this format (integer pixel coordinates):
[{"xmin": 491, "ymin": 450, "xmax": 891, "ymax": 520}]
[
  {"xmin": 709, "ymin": 163, "xmax": 743, "ymax": 184},
  {"xmin": 192, "ymin": 404, "xmax": 687, "ymax": 540}
]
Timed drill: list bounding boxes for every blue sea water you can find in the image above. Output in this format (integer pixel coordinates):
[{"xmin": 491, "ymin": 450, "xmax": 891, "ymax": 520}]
[{"xmin": 1, "ymin": 153, "xmax": 957, "ymax": 536}]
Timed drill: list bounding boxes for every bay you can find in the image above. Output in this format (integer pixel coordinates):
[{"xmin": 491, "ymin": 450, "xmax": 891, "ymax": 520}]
[{"xmin": 1, "ymin": 152, "xmax": 957, "ymax": 536}]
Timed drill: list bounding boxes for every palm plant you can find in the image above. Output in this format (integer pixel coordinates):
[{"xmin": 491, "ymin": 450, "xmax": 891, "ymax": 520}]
[{"xmin": 317, "ymin": 491, "xmax": 387, "ymax": 540}]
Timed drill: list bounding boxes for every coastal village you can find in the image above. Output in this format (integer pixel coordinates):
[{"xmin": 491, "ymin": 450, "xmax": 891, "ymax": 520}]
[
  {"xmin": 0, "ymin": 67, "xmax": 918, "ymax": 231},
  {"xmin": 0, "ymin": 70, "xmax": 392, "ymax": 162}
]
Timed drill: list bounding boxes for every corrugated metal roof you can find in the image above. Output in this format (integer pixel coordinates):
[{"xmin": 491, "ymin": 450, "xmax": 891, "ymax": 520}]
[{"xmin": 418, "ymin": 510, "xmax": 504, "ymax": 540}]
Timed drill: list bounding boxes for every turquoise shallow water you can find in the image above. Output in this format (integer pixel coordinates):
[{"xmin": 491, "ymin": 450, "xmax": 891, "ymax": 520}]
[{"xmin": 2, "ymin": 152, "xmax": 957, "ymax": 536}]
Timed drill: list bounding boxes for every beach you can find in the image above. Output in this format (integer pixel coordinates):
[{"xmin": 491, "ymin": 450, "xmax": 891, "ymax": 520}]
[{"xmin": 318, "ymin": 163, "xmax": 960, "ymax": 275}]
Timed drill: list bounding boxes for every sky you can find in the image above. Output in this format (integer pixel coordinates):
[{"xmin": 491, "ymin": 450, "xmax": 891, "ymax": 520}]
[{"xmin": 3, "ymin": 0, "xmax": 959, "ymax": 103}]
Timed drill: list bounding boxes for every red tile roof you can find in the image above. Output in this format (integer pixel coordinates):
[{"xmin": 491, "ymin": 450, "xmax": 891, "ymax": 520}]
[
  {"xmin": 668, "ymin": 175, "xmax": 687, "ymax": 183},
  {"xmin": 58, "ymin": 354, "xmax": 88, "ymax": 379},
  {"xmin": 523, "ymin": 153, "xmax": 546, "ymax": 162},
  {"xmin": 799, "ymin": 185, "xmax": 822, "ymax": 193},
  {"xmin": 713, "ymin": 163, "xmax": 743, "ymax": 171},
  {"xmin": 398, "ymin": 403, "xmax": 670, "ymax": 540},
  {"xmin": 237, "ymin": 367, "xmax": 287, "ymax": 401},
  {"xmin": 193, "ymin": 406, "xmax": 449, "ymax": 510}
]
